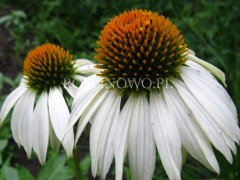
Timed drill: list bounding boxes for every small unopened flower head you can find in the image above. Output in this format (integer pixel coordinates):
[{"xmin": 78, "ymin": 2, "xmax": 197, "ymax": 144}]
[
  {"xmin": 95, "ymin": 9, "xmax": 187, "ymax": 93},
  {"xmin": 23, "ymin": 43, "xmax": 75, "ymax": 92}
]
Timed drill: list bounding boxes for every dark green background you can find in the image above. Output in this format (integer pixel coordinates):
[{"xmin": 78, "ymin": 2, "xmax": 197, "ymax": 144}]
[{"xmin": 0, "ymin": 0, "xmax": 239, "ymax": 179}]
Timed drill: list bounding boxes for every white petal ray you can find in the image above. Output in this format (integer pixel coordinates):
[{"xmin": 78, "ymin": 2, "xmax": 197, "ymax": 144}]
[
  {"xmin": 48, "ymin": 87, "xmax": 74, "ymax": 157},
  {"xmin": 0, "ymin": 85, "xmax": 27, "ymax": 123},
  {"xmin": 11, "ymin": 110, "xmax": 21, "ymax": 145},
  {"xmin": 62, "ymin": 128, "xmax": 74, "ymax": 158},
  {"xmin": 75, "ymin": 90, "xmax": 108, "ymax": 145},
  {"xmin": 128, "ymin": 95, "xmax": 156, "ymax": 180},
  {"xmin": 163, "ymin": 87, "xmax": 220, "ymax": 173},
  {"xmin": 74, "ymin": 59, "xmax": 94, "ymax": 66},
  {"xmin": 186, "ymin": 48, "xmax": 195, "ymax": 55},
  {"xmin": 222, "ymin": 133, "xmax": 237, "ymax": 155},
  {"xmin": 114, "ymin": 95, "xmax": 135, "ymax": 180},
  {"xmin": 74, "ymin": 59, "xmax": 101, "ymax": 75},
  {"xmin": 172, "ymin": 79, "xmax": 233, "ymax": 163},
  {"xmin": 18, "ymin": 90, "xmax": 35, "ymax": 157},
  {"xmin": 19, "ymin": 77, "xmax": 28, "ymax": 86},
  {"xmin": 102, "ymin": 98, "xmax": 121, "ymax": 178},
  {"xmin": 185, "ymin": 60, "xmax": 211, "ymax": 75},
  {"xmin": 33, "ymin": 92, "xmax": 49, "ymax": 165},
  {"xmin": 73, "ymin": 75, "xmax": 86, "ymax": 82},
  {"xmin": 68, "ymin": 75, "xmax": 104, "ymax": 131},
  {"xmin": 150, "ymin": 91, "xmax": 181, "ymax": 180},
  {"xmin": 69, "ymin": 86, "xmax": 103, "ymax": 132},
  {"xmin": 180, "ymin": 66, "xmax": 240, "ymax": 141},
  {"xmin": 10, "ymin": 89, "xmax": 32, "ymax": 148},
  {"xmin": 90, "ymin": 91, "xmax": 120, "ymax": 177},
  {"xmin": 76, "ymin": 64, "xmax": 101, "ymax": 76},
  {"xmin": 186, "ymin": 53, "xmax": 227, "ymax": 87},
  {"xmin": 48, "ymin": 87, "xmax": 69, "ymax": 141},
  {"xmin": 49, "ymin": 120, "xmax": 60, "ymax": 151},
  {"xmin": 63, "ymin": 82, "xmax": 78, "ymax": 98},
  {"xmin": 73, "ymin": 75, "xmax": 103, "ymax": 106},
  {"xmin": 182, "ymin": 65, "xmax": 237, "ymax": 117}
]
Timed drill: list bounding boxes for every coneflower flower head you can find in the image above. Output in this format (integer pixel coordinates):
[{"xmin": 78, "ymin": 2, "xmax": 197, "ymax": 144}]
[
  {"xmin": 23, "ymin": 43, "xmax": 75, "ymax": 92},
  {"xmin": 95, "ymin": 9, "xmax": 187, "ymax": 93},
  {"xmin": 68, "ymin": 9, "xmax": 240, "ymax": 180},
  {"xmin": 0, "ymin": 43, "xmax": 96, "ymax": 164}
]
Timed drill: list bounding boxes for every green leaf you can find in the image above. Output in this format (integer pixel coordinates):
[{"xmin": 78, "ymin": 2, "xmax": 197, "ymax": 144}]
[
  {"xmin": 2, "ymin": 154, "xmax": 12, "ymax": 167},
  {"xmin": 37, "ymin": 154, "xmax": 74, "ymax": 180},
  {"xmin": 12, "ymin": 10, "xmax": 26, "ymax": 19},
  {"xmin": 0, "ymin": 139, "xmax": 7, "ymax": 165},
  {"xmin": 52, "ymin": 166, "xmax": 74, "ymax": 180},
  {"xmin": 0, "ymin": 73, "xmax": 3, "ymax": 91},
  {"xmin": 79, "ymin": 155, "xmax": 91, "ymax": 179},
  {"xmin": 2, "ymin": 166, "xmax": 19, "ymax": 180},
  {"xmin": 0, "ymin": 15, "xmax": 11, "ymax": 24},
  {"xmin": 14, "ymin": 74, "xmax": 22, "ymax": 85},
  {"xmin": 16, "ymin": 165, "xmax": 34, "ymax": 180},
  {"xmin": 0, "ymin": 139, "xmax": 8, "ymax": 152},
  {"xmin": 123, "ymin": 166, "xmax": 131, "ymax": 180},
  {"xmin": 3, "ymin": 76, "xmax": 16, "ymax": 88},
  {"xmin": 0, "ymin": 154, "xmax": 2, "ymax": 165}
]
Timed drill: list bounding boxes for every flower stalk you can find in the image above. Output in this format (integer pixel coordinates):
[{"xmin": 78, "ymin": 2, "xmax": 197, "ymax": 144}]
[{"xmin": 73, "ymin": 148, "xmax": 83, "ymax": 180}]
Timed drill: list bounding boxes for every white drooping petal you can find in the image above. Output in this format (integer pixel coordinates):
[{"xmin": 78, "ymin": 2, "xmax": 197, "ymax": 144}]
[
  {"xmin": 222, "ymin": 133, "xmax": 237, "ymax": 155},
  {"xmin": 73, "ymin": 75, "xmax": 103, "ymax": 106},
  {"xmin": 19, "ymin": 76, "xmax": 28, "ymax": 86},
  {"xmin": 18, "ymin": 90, "xmax": 35, "ymax": 157},
  {"xmin": 49, "ymin": 120, "xmax": 60, "ymax": 151},
  {"xmin": 74, "ymin": 59, "xmax": 94, "ymax": 66},
  {"xmin": 181, "ymin": 64, "xmax": 237, "ymax": 117},
  {"xmin": 150, "ymin": 90, "xmax": 182, "ymax": 180},
  {"xmin": 185, "ymin": 60, "xmax": 212, "ymax": 75},
  {"xmin": 48, "ymin": 87, "xmax": 74, "ymax": 156},
  {"xmin": 62, "ymin": 128, "xmax": 74, "ymax": 158},
  {"xmin": 186, "ymin": 53, "xmax": 227, "ymax": 87},
  {"xmin": 68, "ymin": 75, "xmax": 103, "ymax": 131},
  {"xmin": 76, "ymin": 64, "xmax": 101, "ymax": 76},
  {"xmin": 102, "ymin": 98, "xmax": 120, "ymax": 178},
  {"xmin": 186, "ymin": 48, "xmax": 195, "ymax": 55},
  {"xmin": 48, "ymin": 87, "xmax": 69, "ymax": 141},
  {"xmin": 163, "ymin": 87, "xmax": 220, "ymax": 173},
  {"xmin": 10, "ymin": 96, "xmax": 24, "ymax": 146},
  {"xmin": 74, "ymin": 59, "xmax": 101, "ymax": 75},
  {"xmin": 63, "ymin": 81, "xmax": 78, "ymax": 98},
  {"xmin": 11, "ymin": 89, "xmax": 34, "ymax": 151},
  {"xmin": 75, "ymin": 89, "xmax": 108, "ymax": 145},
  {"xmin": 33, "ymin": 92, "xmax": 49, "ymax": 165},
  {"xmin": 115, "ymin": 95, "xmax": 135, "ymax": 180},
  {"xmin": 74, "ymin": 75, "xmax": 87, "ymax": 82},
  {"xmin": 90, "ymin": 91, "xmax": 121, "ymax": 178},
  {"xmin": 0, "ymin": 85, "xmax": 27, "ymax": 123},
  {"xmin": 180, "ymin": 66, "xmax": 240, "ymax": 142},
  {"xmin": 172, "ymin": 79, "xmax": 233, "ymax": 163},
  {"xmin": 128, "ymin": 95, "xmax": 156, "ymax": 180},
  {"xmin": 69, "ymin": 86, "xmax": 104, "ymax": 132}
]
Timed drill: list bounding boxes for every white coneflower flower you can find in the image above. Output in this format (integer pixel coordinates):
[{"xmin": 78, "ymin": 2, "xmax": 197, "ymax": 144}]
[
  {"xmin": 0, "ymin": 43, "xmax": 97, "ymax": 164},
  {"xmin": 68, "ymin": 9, "xmax": 240, "ymax": 180}
]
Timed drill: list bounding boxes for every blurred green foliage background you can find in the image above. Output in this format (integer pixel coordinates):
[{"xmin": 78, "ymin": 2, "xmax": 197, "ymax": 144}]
[{"xmin": 0, "ymin": 0, "xmax": 239, "ymax": 179}]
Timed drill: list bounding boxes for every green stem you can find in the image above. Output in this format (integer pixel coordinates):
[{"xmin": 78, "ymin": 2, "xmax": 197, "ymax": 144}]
[{"xmin": 73, "ymin": 148, "xmax": 83, "ymax": 180}]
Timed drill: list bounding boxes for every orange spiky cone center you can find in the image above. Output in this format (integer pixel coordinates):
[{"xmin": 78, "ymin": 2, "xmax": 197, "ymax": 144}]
[
  {"xmin": 95, "ymin": 9, "xmax": 187, "ymax": 94},
  {"xmin": 23, "ymin": 43, "xmax": 75, "ymax": 92}
]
